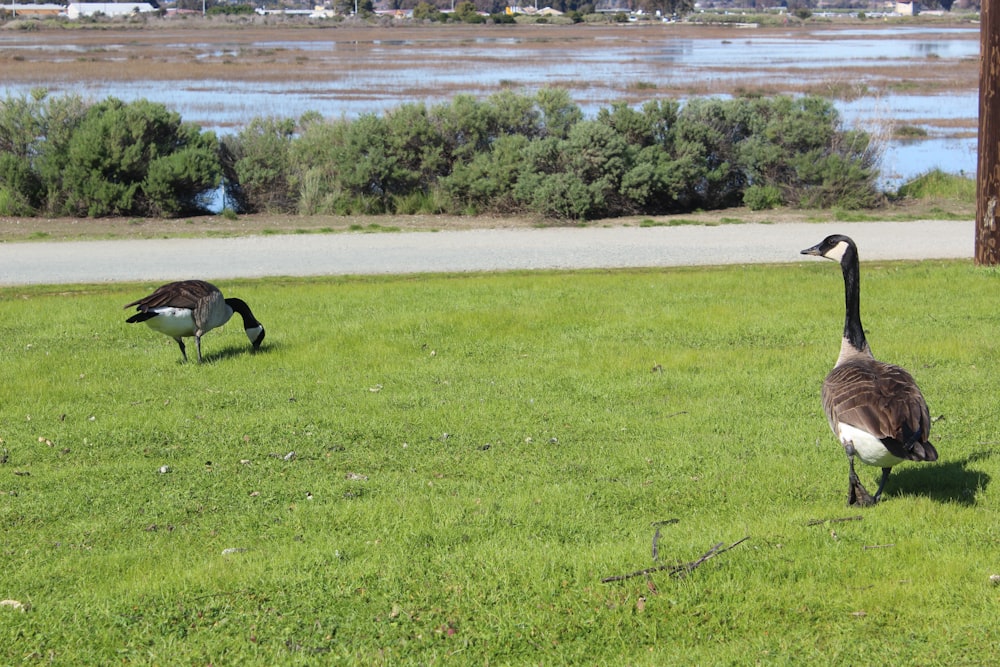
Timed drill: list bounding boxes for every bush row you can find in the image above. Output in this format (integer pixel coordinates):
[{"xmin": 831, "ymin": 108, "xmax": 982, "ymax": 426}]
[
  {"xmin": 0, "ymin": 91, "xmax": 221, "ymax": 217},
  {"xmin": 0, "ymin": 89, "xmax": 880, "ymax": 220}
]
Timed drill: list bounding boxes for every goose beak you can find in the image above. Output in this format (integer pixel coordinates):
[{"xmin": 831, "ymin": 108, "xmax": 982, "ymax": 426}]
[{"xmin": 801, "ymin": 243, "xmax": 823, "ymax": 256}]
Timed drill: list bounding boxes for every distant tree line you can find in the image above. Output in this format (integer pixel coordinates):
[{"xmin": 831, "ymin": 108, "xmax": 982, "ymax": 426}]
[{"xmin": 0, "ymin": 88, "xmax": 879, "ymax": 220}]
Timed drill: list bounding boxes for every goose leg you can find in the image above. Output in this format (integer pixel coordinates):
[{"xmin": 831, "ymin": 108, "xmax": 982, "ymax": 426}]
[
  {"xmin": 175, "ymin": 338, "xmax": 188, "ymax": 362},
  {"xmin": 195, "ymin": 335, "xmax": 204, "ymax": 363},
  {"xmin": 846, "ymin": 446, "xmax": 876, "ymax": 507},
  {"xmin": 872, "ymin": 467, "xmax": 892, "ymax": 503}
]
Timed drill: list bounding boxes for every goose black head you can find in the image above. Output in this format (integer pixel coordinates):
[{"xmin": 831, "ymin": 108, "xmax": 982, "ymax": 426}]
[
  {"xmin": 801, "ymin": 234, "xmax": 857, "ymax": 264},
  {"xmin": 247, "ymin": 324, "xmax": 266, "ymax": 350}
]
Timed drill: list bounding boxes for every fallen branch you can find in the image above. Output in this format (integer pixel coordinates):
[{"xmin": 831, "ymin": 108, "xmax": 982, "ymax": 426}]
[
  {"xmin": 650, "ymin": 518, "xmax": 680, "ymax": 527},
  {"xmin": 863, "ymin": 543, "xmax": 895, "ymax": 550},
  {"xmin": 649, "ymin": 519, "xmax": 679, "ymax": 562},
  {"xmin": 602, "ymin": 536, "xmax": 750, "ymax": 583},
  {"xmin": 806, "ymin": 515, "xmax": 863, "ymax": 526}
]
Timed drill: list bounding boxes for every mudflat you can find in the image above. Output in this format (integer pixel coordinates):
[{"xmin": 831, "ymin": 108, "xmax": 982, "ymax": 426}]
[{"xmin": 0, "ymin": 18, "xmax": 979, "ymax": 127}]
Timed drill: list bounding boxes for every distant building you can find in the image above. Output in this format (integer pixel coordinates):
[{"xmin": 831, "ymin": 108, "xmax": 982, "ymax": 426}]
[
  {"xmin": 66, "ymin": 2, "xmax": 159, "ymax": 18},
  {"xmin": 895, "ymin": 0, "xmax": 919, "ymax": 14},
  {"xmin": 253, "ymin": 7, "xmax": 313, "ymax": 15},
  {"xmin": 309, "ymin": 4, "xmax": 337, "ymax": 17},
  {"xmin": 506, "ymin": 5, "xmax": 564, "ymax": 14},
  {"xmin": 1, "ymin": 4, "xmax": 65, "ymax": 17}
]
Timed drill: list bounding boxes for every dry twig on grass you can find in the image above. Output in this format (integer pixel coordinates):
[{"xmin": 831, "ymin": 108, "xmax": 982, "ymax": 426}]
[
  {"xmin": 650, "ymin": 518, "xmax": 680, "ymax": 562},
  {"xmin": 601, "ymin": 536, "xmax": 750, "ymax": 583},
  {"xmin": 806, "ymin": 515, "xmax": 863, "ymax": 526}
]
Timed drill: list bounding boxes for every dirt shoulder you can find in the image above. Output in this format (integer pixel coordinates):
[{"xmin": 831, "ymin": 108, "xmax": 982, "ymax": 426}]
[{"xmin": 0, "ymin": 198, "xmax": 974, "ymax": 243}]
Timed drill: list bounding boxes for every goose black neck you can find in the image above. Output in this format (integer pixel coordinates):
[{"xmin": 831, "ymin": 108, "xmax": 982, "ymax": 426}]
[
  {"xmin": 225, "ymin": 297, "xmax": 260, "ymax": 328},
  {"xmin": 840, "ymin": 243, "xmax": 867, "ymax": 352}
]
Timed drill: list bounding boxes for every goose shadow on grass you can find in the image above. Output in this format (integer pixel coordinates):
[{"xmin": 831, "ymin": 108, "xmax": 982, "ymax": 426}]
[
  {"xmin": 881, "ymin": 452, "xmax": 993, "ymax": 506},
  {"xmin": 196, "ymin": 341, "xmax": 277, "ymax": 364}
]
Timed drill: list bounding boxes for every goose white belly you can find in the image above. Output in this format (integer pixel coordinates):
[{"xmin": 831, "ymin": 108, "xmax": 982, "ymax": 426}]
[
  {"xmin": 144, "ymin": 307, "xmax": 197, "ymax": 338},
  {"xmin": 837, "ymin": 423, "xmax": 904, "ymax": 468}
]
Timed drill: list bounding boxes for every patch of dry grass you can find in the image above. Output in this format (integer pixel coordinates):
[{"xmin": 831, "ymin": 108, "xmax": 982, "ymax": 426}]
[{"xmin": 0, "ymin": 195, "xmax": 976, "ymax": 243}]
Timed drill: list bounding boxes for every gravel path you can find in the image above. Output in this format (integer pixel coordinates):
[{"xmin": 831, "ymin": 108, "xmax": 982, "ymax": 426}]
[{"xmin": 0, "ymin": 220, "xmax": 973, "ymax": 286}]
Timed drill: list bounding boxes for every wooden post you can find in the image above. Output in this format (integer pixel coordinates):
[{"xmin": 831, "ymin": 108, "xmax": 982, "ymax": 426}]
[{"xmin": 977, "ymin": 0, "xmax": 1000, "ymax": 265}]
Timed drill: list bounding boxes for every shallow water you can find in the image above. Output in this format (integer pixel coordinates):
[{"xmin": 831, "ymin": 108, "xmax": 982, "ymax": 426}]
[{"xmin": 0, "ymin": 24, "xmax": 980, "ymax": 185}]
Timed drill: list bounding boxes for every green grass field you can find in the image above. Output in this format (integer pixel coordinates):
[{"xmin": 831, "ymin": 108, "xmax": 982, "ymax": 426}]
[{"xmin": 1, "ymin": 260, "xmax": 998, "ymax": 665}]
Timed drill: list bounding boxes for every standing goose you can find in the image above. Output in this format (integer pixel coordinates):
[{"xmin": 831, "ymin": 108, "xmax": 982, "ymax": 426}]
[
  {"xmin": 125, "ymin": 280, "xmax": 265, "ymax": 362},
  {"xmin": 801, "ymin": 234, "xmax": 937, "ymax": 506}
]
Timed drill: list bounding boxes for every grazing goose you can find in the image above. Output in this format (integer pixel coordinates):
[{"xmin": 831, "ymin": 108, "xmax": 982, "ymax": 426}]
[
  {"xmin": 801, "ymin": 234, "xmax": 937, "ymax": 506},
  {"xmin": 124, "ymin": 280, "xmax": 265, "ymax": 362}
]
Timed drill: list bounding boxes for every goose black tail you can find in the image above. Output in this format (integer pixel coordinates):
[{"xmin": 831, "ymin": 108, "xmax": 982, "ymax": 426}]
[
  {"xmin": 903, "ymin": 426, "xmax": 938, "ymax": 462},
  {"xmin": 126, "ymin": 312, "xmax": 158, "ymax": 324}
]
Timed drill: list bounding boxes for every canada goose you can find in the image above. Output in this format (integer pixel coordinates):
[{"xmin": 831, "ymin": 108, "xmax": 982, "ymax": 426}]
[
  {"xmin": 801, "ymin": 235, "xmax": 937, "ymax": 506},
  {"xmin": 124, "ymin": 280, "xmax": 265, "ymax": 362}
]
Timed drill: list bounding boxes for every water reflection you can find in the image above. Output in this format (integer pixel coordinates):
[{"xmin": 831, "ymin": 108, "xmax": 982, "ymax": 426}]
[{"xmin": 883, "ymin": 137, "xmax": 976, "ymax": 188}]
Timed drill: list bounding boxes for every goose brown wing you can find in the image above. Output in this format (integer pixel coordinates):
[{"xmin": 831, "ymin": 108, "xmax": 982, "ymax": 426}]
[
  {"xmin": 123, "ymin": 280, "xmax": 220, "ymax": 311},
  {"xmin": 822, "ymin": 359, "xmax": 936, "ymax": 462}
]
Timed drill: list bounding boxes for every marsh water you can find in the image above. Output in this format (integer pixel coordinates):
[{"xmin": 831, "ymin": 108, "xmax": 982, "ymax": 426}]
[{"xmin": 0, "ymin": 23, "xmax": 980, "ymax": 186}]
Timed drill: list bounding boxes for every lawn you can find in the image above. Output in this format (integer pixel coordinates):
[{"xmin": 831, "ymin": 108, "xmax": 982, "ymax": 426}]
[{"xmin": 1, "ymin": 260, "xmax": 998, "ymax": 665}]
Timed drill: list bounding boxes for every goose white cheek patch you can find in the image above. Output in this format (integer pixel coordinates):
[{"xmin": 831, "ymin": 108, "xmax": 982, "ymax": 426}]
[
  {"xmin": 245, "ymin": 325, "xmax": 265, "ymax": 347},
  {"xmin": 824, "ymin": 240, "xmax": 850, "ymax": 263}
]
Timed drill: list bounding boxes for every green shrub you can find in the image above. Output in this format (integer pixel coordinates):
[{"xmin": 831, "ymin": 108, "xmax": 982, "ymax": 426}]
[
  {"xmin": 220, "ymin": 116, "xmax": 298, "ymax": 214},
  {"xmin": 392, "ymin": 189, "xmax": 449, "ymax": 215},
  {"xmin": 740, "ymin": 96, "xmax": 879, "ymax": 210},
  {"xmin": 383, "ymin": 102, "xmax": 448, "ymax": 187},
  {"xmin": 0, "ymin": 185, "xmax": 33, "ymax": 216},
  {"xmin": 0, "ymin": 90, "xmax": 882, "ymax": 221},
  {"xmin": 512, "ymin": 121, "xmax": 632, "ymax": 219},
  {"xmin": 597, "ymin": 99, "xmax": 679, "ymax": 148},
  {"xmin": 671, "ymin": 98, "xmax": 751, "ymax": 209},
  {"xmin": 0, "ymin": 89, "xmax": 88, "ymax": 215},
  {"xmin": 60, "ymin": 98, "xmax": 220, "ymax": 217},
  {"xmin": 897, "ymin": 168, "xmax": 975, "ymax": 201},
  {"xmin": 441, "ymin": 134, "xmax": 529, "ymax": 214},
  {"xmin": 743, "ymin": 184, "xmax": 784, "ymax": 210},
  {"xmin": 322, "ymin": 113, "xmax": 409, "ymax": 208},
  {"xmin": 894, "ymin": 124, "xmax": 929, "ymax": 139},
  {"xmin": 0, "ymin": 153, "xmax": 41, "ymax": 214},
  {"xmin": 535, "ymin": 88, "xmax": 583, "ymax": 140},
  {"xmin": 206, "ymin": 3, "xmax": 254, "ymax": 14},
  {"xmin": 412, "ymin": 1, "xmax": 442, "ymax": 20},
  {"xmin": 454, "ymin": 1, "xmax": 484, "ymax": 22}
]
